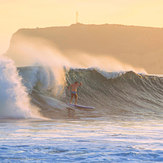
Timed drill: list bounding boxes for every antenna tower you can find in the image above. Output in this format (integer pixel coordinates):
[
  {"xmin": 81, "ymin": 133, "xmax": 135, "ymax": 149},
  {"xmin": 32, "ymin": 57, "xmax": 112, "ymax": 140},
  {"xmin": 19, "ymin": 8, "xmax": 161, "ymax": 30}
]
[{"xmin": 76, "ymin": 11, "xmax": 79, "ymax": 24}]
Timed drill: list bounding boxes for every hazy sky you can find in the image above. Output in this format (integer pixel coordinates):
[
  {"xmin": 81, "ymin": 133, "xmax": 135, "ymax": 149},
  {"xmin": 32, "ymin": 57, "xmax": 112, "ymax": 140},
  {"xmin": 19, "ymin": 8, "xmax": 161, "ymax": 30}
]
[{"xmin": 0, "ymin": 0, "xmax": 163, "ymax": 54}]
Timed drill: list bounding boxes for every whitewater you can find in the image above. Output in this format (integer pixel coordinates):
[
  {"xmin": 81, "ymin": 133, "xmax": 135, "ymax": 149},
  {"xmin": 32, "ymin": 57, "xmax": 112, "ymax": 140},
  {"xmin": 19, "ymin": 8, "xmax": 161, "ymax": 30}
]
[{"xmin": 0, "ymin": 54, "xmax": 163, "ymax": 162}]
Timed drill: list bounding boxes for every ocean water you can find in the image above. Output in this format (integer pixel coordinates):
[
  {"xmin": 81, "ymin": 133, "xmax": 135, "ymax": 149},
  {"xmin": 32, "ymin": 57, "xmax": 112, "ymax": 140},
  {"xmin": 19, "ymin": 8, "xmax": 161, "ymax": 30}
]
[
  {"xmin": 0, "ymin": 117, "xmax": 162, "ymax": 162},
  {"xmin": 0, "ymin": 57, "xmax": 163, "ymax": 162}
]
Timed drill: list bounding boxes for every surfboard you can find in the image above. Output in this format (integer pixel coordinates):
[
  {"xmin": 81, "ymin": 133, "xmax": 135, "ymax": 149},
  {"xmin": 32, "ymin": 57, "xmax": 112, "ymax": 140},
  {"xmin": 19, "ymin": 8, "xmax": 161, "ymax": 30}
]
[{"xmin": 68, "ymin": 104, "xmax": 95, "ymax": 109}]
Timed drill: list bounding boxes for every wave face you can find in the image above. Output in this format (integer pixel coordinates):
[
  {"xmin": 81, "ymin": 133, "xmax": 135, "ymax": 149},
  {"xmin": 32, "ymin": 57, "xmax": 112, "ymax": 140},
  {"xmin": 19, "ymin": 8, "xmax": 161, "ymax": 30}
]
[
  {"xmin": 18, "ymin": 66, "xmax": 163, "ymax": 119},
  {"xmin": 65, "ymin": 69, "xmax": 163, "ymax": 117}
]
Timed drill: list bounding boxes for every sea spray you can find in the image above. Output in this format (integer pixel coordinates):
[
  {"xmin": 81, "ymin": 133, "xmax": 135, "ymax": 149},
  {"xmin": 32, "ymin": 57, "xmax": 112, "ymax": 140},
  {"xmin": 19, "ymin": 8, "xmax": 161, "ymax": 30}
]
[
  {"xmin": 18, "ymin": 66, "xmax": 58, "ymax": 94},
  {"xmin": 0, "ymin": 56, "xmax": 36, "ymax": 118},
  {"xmin": 8, "ymin": 37, "xmax": 69, "ymax": 97},
  {"xmin": 6, "ymin": 35, "xmax": 147, "ymax": 102}
]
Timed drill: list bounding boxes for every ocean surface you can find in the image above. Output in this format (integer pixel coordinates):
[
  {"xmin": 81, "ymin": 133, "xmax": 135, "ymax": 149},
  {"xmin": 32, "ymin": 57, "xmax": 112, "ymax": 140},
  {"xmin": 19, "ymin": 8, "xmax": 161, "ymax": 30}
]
[
  {"xmin": 0, "ymin": 118, "xmax": 162, "ymax": 162},
  {"xmin": 0, "ymin": 57, "xmax": 163, "ymax": 162}
]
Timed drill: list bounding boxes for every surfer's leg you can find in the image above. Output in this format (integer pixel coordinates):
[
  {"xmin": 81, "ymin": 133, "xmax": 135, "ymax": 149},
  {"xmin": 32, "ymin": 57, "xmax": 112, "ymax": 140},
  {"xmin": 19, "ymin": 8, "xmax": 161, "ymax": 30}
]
[
  {"xmin": 70, "ymin": 94, "xmax": 74, "ymax": 104},
  {"xmin": 75, "ymin": 94, "xmax": 78, "ymax": 105}
]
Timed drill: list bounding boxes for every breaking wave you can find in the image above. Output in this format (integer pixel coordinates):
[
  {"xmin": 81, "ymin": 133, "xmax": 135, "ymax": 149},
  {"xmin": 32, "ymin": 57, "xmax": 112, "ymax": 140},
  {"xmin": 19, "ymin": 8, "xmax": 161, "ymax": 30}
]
[
  {"xmin": 17, "ymin": 66, "xmax": 163, "ymax": 119},
  {"xmin": 0, "ymin": 57, "xmax": 35, "ymax": 118},
  {"xmin": 0, "ymin": 56, "xmax": 162, "ymax": 119}
]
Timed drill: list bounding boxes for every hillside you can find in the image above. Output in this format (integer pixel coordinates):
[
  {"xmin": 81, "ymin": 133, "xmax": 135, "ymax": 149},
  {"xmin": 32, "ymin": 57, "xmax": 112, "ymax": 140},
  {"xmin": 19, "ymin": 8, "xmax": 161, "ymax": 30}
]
[{"xmin": 6, "ymin": 23, "xmax": 163, "ymax": 74}]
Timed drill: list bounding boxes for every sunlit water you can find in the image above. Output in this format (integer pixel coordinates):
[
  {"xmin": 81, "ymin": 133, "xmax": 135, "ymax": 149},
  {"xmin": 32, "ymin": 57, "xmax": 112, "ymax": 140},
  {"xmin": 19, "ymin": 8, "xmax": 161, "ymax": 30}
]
[{"xmin": 0, "ymin": 117, "xmax": 162, "ymax": 162}]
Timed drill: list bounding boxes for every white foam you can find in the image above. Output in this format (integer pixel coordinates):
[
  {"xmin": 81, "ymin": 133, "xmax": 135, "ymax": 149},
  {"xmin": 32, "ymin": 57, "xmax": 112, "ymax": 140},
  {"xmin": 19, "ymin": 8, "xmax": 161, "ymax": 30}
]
[
  {"xmin": 0, "ymin": 57, "xmax": 34, "ymax": 118},
  {"xmin": 91, "ymin": 68, "xmax": 125, "ymax": 79}
]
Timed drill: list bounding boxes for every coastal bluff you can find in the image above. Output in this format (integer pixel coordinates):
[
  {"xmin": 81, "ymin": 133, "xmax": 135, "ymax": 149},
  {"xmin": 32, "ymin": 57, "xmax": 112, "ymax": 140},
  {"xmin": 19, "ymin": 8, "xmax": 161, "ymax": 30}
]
[{"xmin": 6, "ymin": 23, "xmax": 163, "ymax": 74}]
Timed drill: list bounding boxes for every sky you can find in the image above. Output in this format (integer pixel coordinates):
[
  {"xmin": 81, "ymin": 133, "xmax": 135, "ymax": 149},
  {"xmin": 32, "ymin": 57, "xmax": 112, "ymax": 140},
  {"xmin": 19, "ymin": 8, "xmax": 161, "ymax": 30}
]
[{"xmin": 0, "ymin": 0, "xmax": 163, "ymax": 54}]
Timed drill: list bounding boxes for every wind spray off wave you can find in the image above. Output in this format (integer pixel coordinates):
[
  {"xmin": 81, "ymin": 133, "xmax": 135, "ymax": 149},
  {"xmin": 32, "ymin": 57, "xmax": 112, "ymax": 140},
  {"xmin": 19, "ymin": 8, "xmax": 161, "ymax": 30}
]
[{"xmin": 0, "ymin": 57, "xmax": 37, "ymax": 118}]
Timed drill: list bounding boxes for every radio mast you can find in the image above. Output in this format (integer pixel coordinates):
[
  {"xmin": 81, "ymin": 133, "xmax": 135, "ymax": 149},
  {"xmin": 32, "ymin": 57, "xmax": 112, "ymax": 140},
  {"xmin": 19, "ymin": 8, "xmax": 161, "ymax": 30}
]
[{"xmin": 76, "ymin": 11, "xmax": 79, "ymax": 24}]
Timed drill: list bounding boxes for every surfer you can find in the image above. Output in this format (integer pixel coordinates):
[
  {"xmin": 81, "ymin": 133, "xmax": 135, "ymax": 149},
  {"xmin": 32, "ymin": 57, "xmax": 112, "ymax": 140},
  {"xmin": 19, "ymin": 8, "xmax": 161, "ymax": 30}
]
[{"xmin": 68, "ymin": 81, "xmax": 82, "ymax": 105}]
